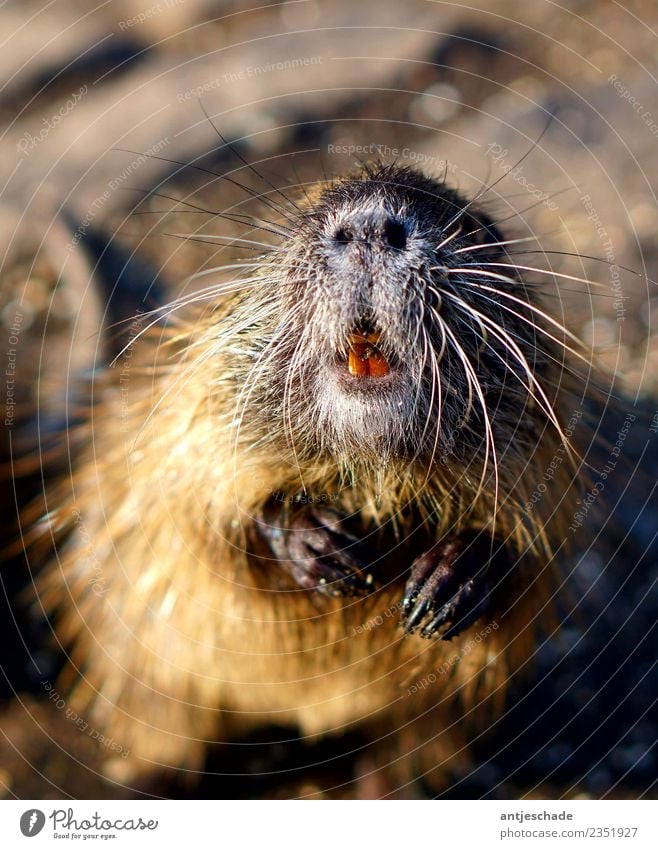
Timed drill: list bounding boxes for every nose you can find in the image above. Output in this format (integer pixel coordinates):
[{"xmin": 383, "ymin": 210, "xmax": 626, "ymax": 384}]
[{"xmin": 332, "ymin": 210, "xmax": 407, "ymax": 251}]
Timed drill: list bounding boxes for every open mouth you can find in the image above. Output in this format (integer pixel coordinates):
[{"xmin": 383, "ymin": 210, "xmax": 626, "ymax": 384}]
[{"xmin": 343, "ymin": 331, "xmax": 391, "ymax": 378}]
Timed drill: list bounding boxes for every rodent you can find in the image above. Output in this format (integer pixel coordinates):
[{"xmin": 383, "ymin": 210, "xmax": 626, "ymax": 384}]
[{"xmin": 27, "ymin": 161, "xmax": 584, "ymax": 795}]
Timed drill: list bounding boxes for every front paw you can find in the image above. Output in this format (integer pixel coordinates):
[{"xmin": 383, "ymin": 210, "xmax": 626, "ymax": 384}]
[
  {"xmin": 254, "ymin": 501, "xmax": 375, "ymax": 598},
  {"xmin": 401, "ymin": 534, "xmax": 497, "ymax": 640}
]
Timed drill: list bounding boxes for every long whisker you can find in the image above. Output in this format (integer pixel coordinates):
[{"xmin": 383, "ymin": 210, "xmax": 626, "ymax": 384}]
[
  {"xmin": 444, "ymin": 291, "xmax": 571, "ymax": 448},
  {"xmin": 161, "ymin": 233, "xmax": 281, "ymax": 253},
  {"xmin": 415, "ymin": 324, "xmax": 438, "ymax": 465},
  {"xmin": 462, "ymin": 286, "xmax": 616, "ymax": 403},
  {"xmin": 121, "ymin": 186, "xmax": 291, "ymax": 238},
  {"xmin": 422, "ymin": 328, "xmax": 445, "ymax": 488},
  {"xmin": 113, "ymin": 144, "xmax": 298, "ymax": 225},
  {"xmin": 445, "ymin": 269, "xmax": 589, "ymax": 347},
  {"xmin": 436, "ymin": 224, "xmax": 463, "ymax": 251},
  {"xmin": 166, "ymin": 233, "xmax": 281, "ymax": 250},
  {"xmin": 440, "ymin": 113, "xmax": 555, "ymax": 234},
  {"xmin": 462, "ymin": 186, "xmax": 575, "ymax": 242},
  {"xmin": 503, "ymin": 250, "xmax": 656, "ymax": 284},
  {"xmin": 453, "ymin": 262, "xmax": 607, "ymax": 290},
  {"xmin": 282, "ymin": 321, "xmax": 316, "ymax": 489},
  {"xmin": 198, "ymin": 101, "xmax": 304, "ymax": 217},
  {"xmin": 130, "ymin": 332, "xmax": 219, "ymax": 451},
  {"xmin": 109, "ymin": 277, "xmax": 266, "ymax": 364},
  {"xmin": 452, "ymin": 235, "xmax": 543, "ymax": 255},
  {"xmin": 128, "ymin": 196, "xmax": 292, "ymax": 238},
  {"xmin": 460, "ymin": 281, "xmax": 593, "ymax": 369},
  {"xmin": 441, "ymin": 320, "xmax": 498, "ymax": 518},
  {"xmin": 229, "ymin": 304, "xmax": 306, "ymax": 478},
  {"xmin": 185, "ymin": 259, "xmax": 301, "ymax": 285}
]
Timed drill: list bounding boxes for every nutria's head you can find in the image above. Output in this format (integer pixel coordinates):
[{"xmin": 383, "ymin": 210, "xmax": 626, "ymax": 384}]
[{"xmin": 232, "ymin": 163, "xmax": 568, "ymax": 497}]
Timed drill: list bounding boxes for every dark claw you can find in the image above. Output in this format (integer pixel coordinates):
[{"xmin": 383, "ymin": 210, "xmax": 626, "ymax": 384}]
[
  {"xmin": 403, "ymin": 595, "xmax": 432, "ymax": 633},
  {"xmin": 254, "ymin": 501, "xmax": 375, "ymax": 598},
  {"xmin": 401, "ymin": 534, "xmax": 498, "ymax": 640}
]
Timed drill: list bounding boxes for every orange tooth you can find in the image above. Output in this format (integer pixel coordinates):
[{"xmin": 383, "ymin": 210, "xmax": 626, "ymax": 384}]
[
  {"xmin": 348, "ymin": 349, "xmax": 369, "ymax": 377},
  {"xmin": 346, "ymin": 334, "xmax": 390, "ymax": 377},
  {"xmin": 368, "ymin": 351, "xmax": 390, "ymax": 377}
]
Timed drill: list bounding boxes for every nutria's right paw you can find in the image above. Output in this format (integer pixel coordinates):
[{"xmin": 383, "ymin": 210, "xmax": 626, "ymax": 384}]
[{"xmin": 255, "ymin": 505, "xmax": 376, "ymax": 597}]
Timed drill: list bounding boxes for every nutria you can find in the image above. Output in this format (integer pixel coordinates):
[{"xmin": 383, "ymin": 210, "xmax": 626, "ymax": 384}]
[{"xmin": 28, "ymin": 161, "xmax": 584, "ymax": 794}]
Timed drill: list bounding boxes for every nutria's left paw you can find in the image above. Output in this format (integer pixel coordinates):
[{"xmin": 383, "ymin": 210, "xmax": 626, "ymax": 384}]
[
  {"xmin": 401, "ymin": 535, "xmax": 496, "ymax": 639},
  {"xmin": 255, "ymin": 503, "xmax": 375, "ymax": 598}
]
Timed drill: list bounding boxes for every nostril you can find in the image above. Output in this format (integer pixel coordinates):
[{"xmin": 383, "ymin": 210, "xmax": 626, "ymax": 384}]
[
  {"xmin": 333, "ymin": 226, "xmax": 352, "ymax": 244},
  {"xmin": 383, "ymin": 218, "xmax": 407, "ymax": 250},
  {"xmin": 332, "ymin": 216, "xmax": 407, "ymax": 249}
]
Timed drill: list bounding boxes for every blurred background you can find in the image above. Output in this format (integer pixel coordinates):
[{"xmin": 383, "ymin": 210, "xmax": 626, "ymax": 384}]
[{"xmin": 0, "ymin": 0, "xmax": 657, "ymax": 799}]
